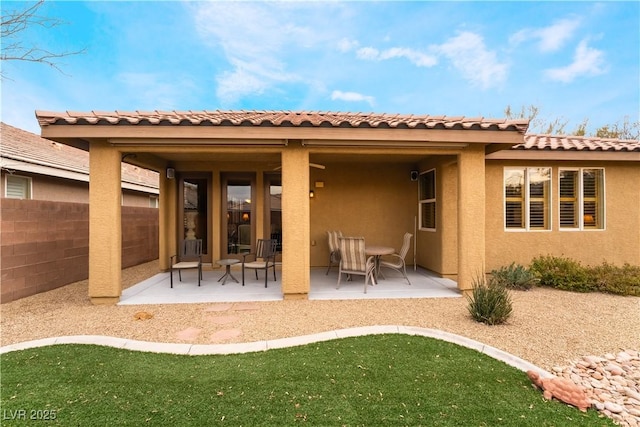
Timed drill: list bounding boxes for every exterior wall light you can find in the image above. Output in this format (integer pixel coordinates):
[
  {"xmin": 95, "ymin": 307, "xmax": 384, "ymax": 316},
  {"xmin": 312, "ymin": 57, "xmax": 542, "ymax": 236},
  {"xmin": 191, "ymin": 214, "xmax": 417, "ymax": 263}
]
[{"xmin": 309, "ymin": 190, "xmax": 315, "ymax": 198}]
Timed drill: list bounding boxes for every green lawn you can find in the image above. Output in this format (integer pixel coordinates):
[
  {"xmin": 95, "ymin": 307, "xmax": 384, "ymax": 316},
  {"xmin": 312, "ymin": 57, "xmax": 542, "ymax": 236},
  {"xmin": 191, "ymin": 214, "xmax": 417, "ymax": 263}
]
[{"xmin": 1, "ymin": 335, "xmax": 612, "ymax": 426}]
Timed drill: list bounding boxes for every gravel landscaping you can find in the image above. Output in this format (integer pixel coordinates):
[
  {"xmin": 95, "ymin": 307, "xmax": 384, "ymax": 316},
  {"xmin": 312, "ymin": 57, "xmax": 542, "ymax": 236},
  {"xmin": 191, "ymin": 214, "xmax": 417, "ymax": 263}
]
[{"xmin": 1, "ymin": 260, "xmax": 637, "ymax": 370}]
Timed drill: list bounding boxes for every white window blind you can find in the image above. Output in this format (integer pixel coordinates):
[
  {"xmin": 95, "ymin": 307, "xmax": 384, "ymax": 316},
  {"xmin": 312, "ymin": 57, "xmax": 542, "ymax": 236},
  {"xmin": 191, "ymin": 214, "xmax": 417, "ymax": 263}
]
[
  {"xmin": 559, "ymin": 168, "xmax": 605, "ymax": 230},
  {"xmin": 419, "ymin": 169, "xmax": 436, "ymax": 230},
  {"xmin": 504, "ymin": 167, "xmax": 550, "ymax": 231},
  {"xmin": 5, "ymin": 175, "xmax": 31, "ymax": 199}
]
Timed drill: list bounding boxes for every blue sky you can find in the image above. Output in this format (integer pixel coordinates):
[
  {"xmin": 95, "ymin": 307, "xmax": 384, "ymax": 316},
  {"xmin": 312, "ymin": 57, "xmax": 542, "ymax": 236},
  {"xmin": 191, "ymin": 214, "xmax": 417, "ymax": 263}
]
[{"xmin": 1, "ymin": 1, "xmax": 638, "ymax": 135}]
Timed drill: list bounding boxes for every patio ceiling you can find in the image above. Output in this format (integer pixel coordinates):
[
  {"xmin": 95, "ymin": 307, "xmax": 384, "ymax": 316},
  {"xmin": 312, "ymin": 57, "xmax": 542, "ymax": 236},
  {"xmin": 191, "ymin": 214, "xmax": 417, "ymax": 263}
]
[{"xmin": 120, "ymin": 151, "xmax": 445, "ymax": 172}]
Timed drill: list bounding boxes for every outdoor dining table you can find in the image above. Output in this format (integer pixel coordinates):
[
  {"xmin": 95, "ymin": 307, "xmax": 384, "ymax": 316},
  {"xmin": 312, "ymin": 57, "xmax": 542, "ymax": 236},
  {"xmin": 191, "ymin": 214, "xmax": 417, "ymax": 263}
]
[{"xmin": 365, "ymin": 246, "xmax": 395, "ymax": 284}]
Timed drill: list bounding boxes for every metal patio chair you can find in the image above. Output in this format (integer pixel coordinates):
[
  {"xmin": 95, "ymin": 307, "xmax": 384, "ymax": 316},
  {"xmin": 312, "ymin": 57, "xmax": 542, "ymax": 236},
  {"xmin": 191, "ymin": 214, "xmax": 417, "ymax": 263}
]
[
  {"xmin": 379, "ymin": 232, "xmax": 413, "ymax": 285},
  {"xmin": 170, "ymin": 239, "xmax": 203, "ymax": 288},
  {"xmin": 337, "ymin": 236, "xmax": 375, "ymax": 293},
  {"xmin": 241, "ymin": 239, "xmax": 278, "ymax": 288},
  {"xmin": 326, "ymin": 230, "xmax": 343, "ymax": 275}
]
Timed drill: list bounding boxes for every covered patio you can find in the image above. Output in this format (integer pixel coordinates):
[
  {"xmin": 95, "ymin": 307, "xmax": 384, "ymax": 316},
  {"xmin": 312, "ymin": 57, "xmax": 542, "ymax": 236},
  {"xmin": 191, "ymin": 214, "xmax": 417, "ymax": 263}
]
[
  {"xmin": 118, "ymin": 265, "xmax": 460, "ymax": 305},
  {"xmin": 36, "ymin": 110, "xmax": 528, "ymax": 304}
]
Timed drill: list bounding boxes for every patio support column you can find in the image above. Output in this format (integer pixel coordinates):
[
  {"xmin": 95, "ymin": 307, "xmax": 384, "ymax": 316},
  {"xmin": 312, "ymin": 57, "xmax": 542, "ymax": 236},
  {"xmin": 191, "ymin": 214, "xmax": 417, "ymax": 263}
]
[
  {"xmin": 281, "ymin": 143, "xmax": 310, "ymax": 298},
  {"xmin": 89, "ymin": 141, "xmax": 122, "ymax": 304},
  {"xmin": 457, "ymin": 145, "xmax": 486, "ymax": 294},
  {"xmin": 159, "ymin": 169, "xmax": 177, "ymax": 271}
]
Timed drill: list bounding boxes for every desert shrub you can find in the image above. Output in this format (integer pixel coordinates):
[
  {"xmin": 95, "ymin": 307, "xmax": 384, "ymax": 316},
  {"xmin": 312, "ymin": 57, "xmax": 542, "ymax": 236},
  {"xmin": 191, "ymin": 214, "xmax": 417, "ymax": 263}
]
[
  {"xmin": 588, "ymin": 262, "xmax": 640, "ymax": 296},
  {"xmin": 490, "ymin": 262, "xmax": 538, "ymax": 290},
  {"xmin": 529, "ymin": 255, "xmax": 593, "ymax": 292},
  {"xmin": 466, "ymin": 275, "xmax": 513, "ymax": 325}
]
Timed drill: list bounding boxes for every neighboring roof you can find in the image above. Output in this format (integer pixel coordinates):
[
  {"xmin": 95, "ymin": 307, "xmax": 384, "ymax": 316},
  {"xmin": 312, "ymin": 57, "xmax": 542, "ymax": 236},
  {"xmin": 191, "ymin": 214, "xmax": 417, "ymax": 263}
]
[
  {"xmin": 35, "ymin": 110, "xmax": 530, "ymax": 133},
  {"xmin": 520, "ymin": 134, "xmax": 640, "ymax": 152},
  {"xmin": 0, "ymin": 122, "xmax": 159, "ymax": 192}
]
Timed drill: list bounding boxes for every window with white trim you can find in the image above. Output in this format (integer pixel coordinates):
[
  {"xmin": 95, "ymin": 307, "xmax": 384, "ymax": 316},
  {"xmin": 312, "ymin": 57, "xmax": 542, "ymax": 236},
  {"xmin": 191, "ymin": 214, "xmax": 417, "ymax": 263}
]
[
  {"xmin": 559, "ymin": 168, "xmax": 605, "ymax": 230},
  {"xmin": 504, "ymin": 167, "xmax": 551, "ymax": 230},
  {"xmin": 5, "ymin": 175, "xmax": 32, "ymax": 199},
  {"xmin": 419, "ymin": 169, "xmax": 436, "ymax": 230}
]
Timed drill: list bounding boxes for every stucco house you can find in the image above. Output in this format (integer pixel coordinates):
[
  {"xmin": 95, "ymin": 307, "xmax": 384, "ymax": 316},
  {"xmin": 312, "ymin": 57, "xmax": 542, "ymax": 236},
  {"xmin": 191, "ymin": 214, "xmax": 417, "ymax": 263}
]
[
  {"xmin": 1, "ymin": 122, "xmax": 159, "ymax": 205},
  {"xmin": 1, "ymin": 122, "xmax": 161, "ymax": 303},
  {"xmin": 34, "ymin": 110, "xmax": 639, "ymax": 305}
]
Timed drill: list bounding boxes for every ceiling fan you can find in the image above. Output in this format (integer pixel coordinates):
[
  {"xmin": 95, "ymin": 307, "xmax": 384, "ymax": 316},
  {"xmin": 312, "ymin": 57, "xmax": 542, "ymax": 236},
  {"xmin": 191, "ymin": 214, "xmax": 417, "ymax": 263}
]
[{"xmin": 272, "ymin": 163, "xmax": 325, "ymax": 171}]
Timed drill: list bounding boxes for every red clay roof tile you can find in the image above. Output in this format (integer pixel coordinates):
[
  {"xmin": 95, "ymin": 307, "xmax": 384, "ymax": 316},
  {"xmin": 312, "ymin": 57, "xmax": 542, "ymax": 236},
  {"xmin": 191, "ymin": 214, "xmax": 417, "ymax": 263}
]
[
  {"xmin": 30, "ymin": 110, "xmax": 640, "ymax": 152},
  {"xmin": 519, "ymin": 134, "xmax": 639, "ymax": 152},
  {"xmin": 35, "ymin": 109, "xmax": 530, "ymax": 133}
]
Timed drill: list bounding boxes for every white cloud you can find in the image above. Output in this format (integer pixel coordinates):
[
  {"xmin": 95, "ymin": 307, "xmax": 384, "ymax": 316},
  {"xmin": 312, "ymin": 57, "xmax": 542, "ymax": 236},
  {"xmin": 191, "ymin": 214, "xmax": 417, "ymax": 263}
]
[
  {"xmin": 190, "ymin": 2, "xmax": 325, "ymax": 104},
  {"xmin": 338, "ymin": 38, "xmax": 359, "ymax": 53},
  {"xmin": 510, "ymin": 17, "xmax": 581, "ymax": 52},
  {"xmin": 544, "ymin": 39, "xmax": 607, "ymax": 82},
  {"xmin": 216, "ymin": 58, "xmax": 299, "ymax": 102},
  {"xmin": 432, "ymin": 31, "xmax": 508, "ymax": 89},
  {"xmin": 331, "ymin": 90, "xmax": 375, "ymax": 106},
  {"xmin": 356, "ymin": 46, "xmax": 437, "ymax": 67}
]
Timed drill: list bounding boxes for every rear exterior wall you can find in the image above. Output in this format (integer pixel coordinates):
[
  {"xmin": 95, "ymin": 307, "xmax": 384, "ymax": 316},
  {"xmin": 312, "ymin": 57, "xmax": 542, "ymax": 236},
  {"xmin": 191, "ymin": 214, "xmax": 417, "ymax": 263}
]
[
  {"xmin": 484, "ymin": 160, "xmax": 640, "ymax": 270},
  {"xmin": 309, "ymin": 161, "xmax": 418, "ymax": 267}
]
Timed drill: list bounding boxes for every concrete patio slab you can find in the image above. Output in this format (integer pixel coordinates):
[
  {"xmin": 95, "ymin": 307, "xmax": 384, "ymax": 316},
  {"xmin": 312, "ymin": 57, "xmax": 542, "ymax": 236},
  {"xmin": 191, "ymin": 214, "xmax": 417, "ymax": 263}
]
[{"xmin": 118, "ymin": 267, "xmax": 460, "ymax": 305}]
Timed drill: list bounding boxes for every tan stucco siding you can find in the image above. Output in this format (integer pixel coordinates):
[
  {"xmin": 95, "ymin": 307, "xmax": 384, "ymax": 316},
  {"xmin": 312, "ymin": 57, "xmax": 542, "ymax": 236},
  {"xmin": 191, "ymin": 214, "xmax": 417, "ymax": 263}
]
[
  {"xmin": 88, "ymin": 141, "xmax": 122, "ymax": 304},
  {"xmin": 309, "ymin": 161, "xmax": 418, "ymax": 268},
  {"xmin": 485, "ymin": 160, "xmax": 640, "ymax": 270},
  {"xmin": 1, "ymin": 172, "xmax": 153, "ymax": 206},
  {"xmin": 159, "ymin": 172, "xmax": 177, "ymax": 271},
  {"xmin": 415, "ymin": 157, "xmax": 458, "ymax": 277},
  {"xmin": 281, "ymin": 146, "xmax": 311, "ymax": 296},
  {"xmin": 457, "ymin": 146, "xmax": 486, "ymax": 291}
]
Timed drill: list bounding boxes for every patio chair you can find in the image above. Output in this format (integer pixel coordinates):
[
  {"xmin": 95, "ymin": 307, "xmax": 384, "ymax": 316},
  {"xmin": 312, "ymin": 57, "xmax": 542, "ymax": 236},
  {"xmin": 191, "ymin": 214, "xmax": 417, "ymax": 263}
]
[
  {"xmin": 337, "ymin": 236, "xmax": 375, "ymax": 293},
  {"xmin": 379, "ymin": 232, "xmax": 413, "ymax": 285},
  {"xmin": 237, "ymin": 224, "xmax": 252, "ymax": 253},
  {"xmin": 242, "ymin": 239, "xmax": 278, "ymax": 287},
  {"xmin": 325, "ymin": 230, "xmax": 343, "ymax": 275},
  {"xmin": 170, "ymin": 239, "xmax": 203, "ymax": 288}
]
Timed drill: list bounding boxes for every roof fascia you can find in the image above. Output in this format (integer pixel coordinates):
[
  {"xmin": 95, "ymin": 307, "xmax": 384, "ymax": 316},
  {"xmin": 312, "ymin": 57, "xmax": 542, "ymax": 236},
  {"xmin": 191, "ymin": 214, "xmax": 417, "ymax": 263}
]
[
  {"xmin": 40, "ymin": 125, "xmax": 524, "ymax": 146},
  {"xmin": 486, "ymin": 150, "xmax": 640, "ymax": 162}
]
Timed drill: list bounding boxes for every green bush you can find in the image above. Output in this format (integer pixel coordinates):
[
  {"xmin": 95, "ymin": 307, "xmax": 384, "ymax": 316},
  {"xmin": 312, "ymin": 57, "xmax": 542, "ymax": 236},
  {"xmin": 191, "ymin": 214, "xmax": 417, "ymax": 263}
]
[
  {"xmin": 466, "ymin": 276, "xmax": 513, "ymax": 325},
  {"xmin": 588, "ymin": 262, "xmax": 640, "ymax": 296},
  {"xmin": 490, "ymin": 262, "xmax": 538, "ymax": 290},
  {"xmin": 529, "ymin": 255, "xmax": 640, "ymax": 296},
  {"xmin": 529, "ymin": 255, "xmax": 593, "ymax": 292}
]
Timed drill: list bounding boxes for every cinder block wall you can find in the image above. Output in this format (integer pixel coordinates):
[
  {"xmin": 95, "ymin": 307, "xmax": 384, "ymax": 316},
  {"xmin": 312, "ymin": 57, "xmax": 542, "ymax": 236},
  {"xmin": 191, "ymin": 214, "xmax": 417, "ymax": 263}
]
[{"xmin": 1, "ymin": 199, "xmax": 158, "ymax": 303}]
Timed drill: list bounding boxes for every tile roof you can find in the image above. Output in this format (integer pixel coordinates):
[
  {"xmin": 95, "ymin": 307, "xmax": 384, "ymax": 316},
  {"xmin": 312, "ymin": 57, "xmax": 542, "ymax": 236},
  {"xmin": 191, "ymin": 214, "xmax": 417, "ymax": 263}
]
[
  {"xmin": 1, "ymin": 122, "xmax": 159, "ymax": 189},
  {"xmin": 35, "ymin": 110, "xmax": 530, "ymax": 133},
  {"xmin": 519, "ymin": 134, "xmax": 640, "ymax": 152}
]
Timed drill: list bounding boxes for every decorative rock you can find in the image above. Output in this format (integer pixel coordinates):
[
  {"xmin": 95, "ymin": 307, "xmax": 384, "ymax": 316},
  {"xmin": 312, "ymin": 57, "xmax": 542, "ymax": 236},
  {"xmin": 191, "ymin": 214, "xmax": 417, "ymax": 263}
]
[
  {"xmin": 605, "ymin": 364, "xmax": 625, "ymax": 376},
  {"xmin": 551, "ymin": 349, "xmax": 640, "ymax": 426},
  {"xmin": 604, "ymin": 401, "xmax": 624, "ymax": 413},
  {"xmin": 617, "ymin": 352, "xmax": 633, "ymax": 363},
  {"xmin": 527, "ymin": 370, "xmax": 591, "ymax": 412}
]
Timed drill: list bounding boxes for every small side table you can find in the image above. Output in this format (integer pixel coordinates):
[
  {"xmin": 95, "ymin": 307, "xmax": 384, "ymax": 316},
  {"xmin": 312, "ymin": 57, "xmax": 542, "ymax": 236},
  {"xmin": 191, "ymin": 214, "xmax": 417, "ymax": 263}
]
[{"xmin": 217, "ymin": 259, "xmax": 240, "ymax": 285}]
